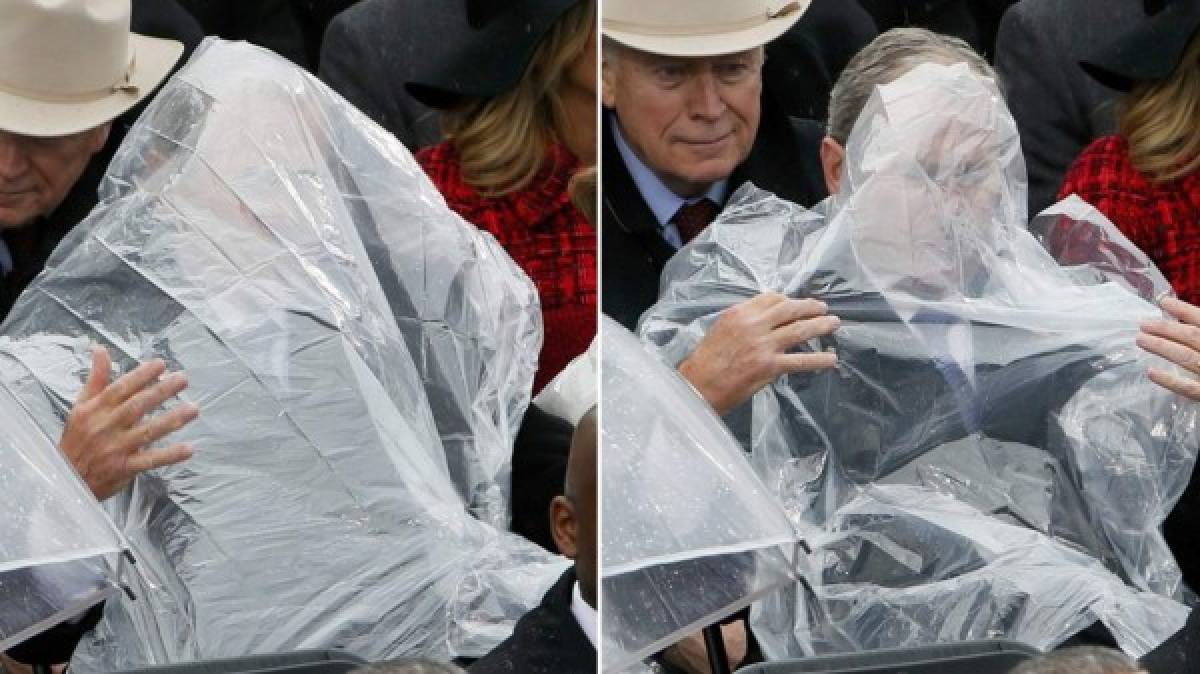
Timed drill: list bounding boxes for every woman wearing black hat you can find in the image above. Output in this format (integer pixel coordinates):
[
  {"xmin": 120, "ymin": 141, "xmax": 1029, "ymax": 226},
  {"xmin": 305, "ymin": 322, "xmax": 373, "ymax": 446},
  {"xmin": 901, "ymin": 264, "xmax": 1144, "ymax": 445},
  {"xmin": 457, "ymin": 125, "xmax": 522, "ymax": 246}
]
[
  {"xmin": 408, "ymin": 0, "xmax": 596, "ymax": 396},
  {"xmin": 1058, "ymin": 0, "xmax": 1200, "ymax": 305}
]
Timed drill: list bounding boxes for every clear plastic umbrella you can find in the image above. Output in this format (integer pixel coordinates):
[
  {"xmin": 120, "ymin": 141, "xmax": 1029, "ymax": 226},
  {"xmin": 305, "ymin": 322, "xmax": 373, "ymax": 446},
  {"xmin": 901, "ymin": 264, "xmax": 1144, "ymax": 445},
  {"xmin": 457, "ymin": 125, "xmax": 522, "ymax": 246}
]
[
  {"xmin": 0, "ymin": 360, "xmax": 126, "ymax": 653},
  {"xmin": 602, "ymin": 317, "xmax": 804, "ymax": 672}
]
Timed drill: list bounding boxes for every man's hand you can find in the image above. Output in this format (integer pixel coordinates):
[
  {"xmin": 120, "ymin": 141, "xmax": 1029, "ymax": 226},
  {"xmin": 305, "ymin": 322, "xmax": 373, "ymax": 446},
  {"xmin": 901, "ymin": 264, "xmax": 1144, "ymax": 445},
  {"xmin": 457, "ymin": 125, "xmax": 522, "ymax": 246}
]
[
  {"xmin": 678, "ymin": 293, "xmax": 839, "ymax": 415},
  {"xmin": 662, "ymin": 621, "xmax": 748, "ymax": 674},
  {"xmin": 1137, "ymin": 296, "xmax": 1200, "ymax": 401},
  {"xmin": 60, "ymin": 346, "xmax": 198, "ymax": 501}
]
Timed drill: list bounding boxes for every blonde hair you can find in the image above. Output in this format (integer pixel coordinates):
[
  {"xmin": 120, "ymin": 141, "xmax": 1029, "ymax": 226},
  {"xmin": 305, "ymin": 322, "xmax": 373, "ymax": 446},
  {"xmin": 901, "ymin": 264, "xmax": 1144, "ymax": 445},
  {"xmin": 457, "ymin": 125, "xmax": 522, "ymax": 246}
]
[
  {"xmin": 1119, "ymin": 30, "xmax": 1200, "ymax": 183},
  {"xmin": 442, "ymin": 0, "xmax": 594, "ymax": 197},
  {"xmin": 568, "ymin": 166, "xmax": 597, "ymax": 223}
]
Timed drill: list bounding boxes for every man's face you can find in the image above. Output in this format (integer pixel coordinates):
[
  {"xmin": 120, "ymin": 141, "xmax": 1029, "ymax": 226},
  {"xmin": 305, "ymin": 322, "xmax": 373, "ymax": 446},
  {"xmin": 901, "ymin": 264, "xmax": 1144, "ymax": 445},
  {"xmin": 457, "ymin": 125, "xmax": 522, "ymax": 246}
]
[
  {"xmin": 0, "ymin": 125, "xmax": 110, "ymax": 229},
  {"xmin": 603, "ymin": 45, "xmax": 762, "ymax": 197}
]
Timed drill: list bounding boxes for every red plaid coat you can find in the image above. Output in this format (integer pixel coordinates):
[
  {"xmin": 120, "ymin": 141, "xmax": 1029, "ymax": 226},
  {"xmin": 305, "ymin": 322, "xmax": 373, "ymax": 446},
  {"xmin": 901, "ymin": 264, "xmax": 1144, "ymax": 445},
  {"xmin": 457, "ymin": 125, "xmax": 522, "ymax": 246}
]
[
  {"xmin": 1059, "ymin": 135, "xmax": 1200, "ymax": 303},
  {"xmin": 417, "ymin": 142, "xmax": 596, "ymax": 394}
]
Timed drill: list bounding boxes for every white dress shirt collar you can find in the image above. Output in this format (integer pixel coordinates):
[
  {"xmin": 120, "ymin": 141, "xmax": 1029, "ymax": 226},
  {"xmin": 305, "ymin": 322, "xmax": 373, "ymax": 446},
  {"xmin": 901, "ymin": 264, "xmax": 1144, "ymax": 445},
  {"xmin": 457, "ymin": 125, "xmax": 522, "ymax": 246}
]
[
  {"xmin": 610, "ymin": 115, "xmax": 727, "ymax": 248},
  {"xmin": 571, "ymin": 581, "xmax": 597, "ymax": 649}
]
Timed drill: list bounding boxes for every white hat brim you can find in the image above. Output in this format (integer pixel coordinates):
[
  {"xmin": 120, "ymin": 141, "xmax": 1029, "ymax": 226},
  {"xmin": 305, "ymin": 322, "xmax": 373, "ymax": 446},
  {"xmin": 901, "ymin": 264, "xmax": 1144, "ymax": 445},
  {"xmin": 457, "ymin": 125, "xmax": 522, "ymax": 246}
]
[
  {"xmin": 0, "ymin": 34, "xmax": 184, "ymax": 138},
  {"xmin": 602, "ymin": 3, "xmax": 808, "ymax": 57}
]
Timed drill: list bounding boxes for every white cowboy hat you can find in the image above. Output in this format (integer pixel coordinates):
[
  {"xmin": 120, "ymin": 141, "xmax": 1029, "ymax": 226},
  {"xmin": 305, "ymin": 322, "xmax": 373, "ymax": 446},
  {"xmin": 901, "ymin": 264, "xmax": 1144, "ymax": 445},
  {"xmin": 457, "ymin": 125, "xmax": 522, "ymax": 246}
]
[
  {"xmin": 602, "ymin": 0, "xmax": 810, "ymax": 57},
  {"xmin": 0, "ymin": 0, "xmax": 184, "ymax": 138}
]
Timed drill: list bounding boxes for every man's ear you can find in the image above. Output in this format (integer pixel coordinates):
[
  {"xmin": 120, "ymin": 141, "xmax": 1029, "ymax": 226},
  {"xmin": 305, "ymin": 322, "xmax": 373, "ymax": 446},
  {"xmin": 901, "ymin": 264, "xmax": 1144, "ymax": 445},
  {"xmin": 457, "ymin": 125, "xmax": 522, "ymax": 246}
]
[
  {"xmin": 601, "ymin": 56, "xmax": 617, "ymax": 109},
  {"xmin": 819, "ymin": 136, "xmax": 845, "ymax": 196},
  {"xmin": 549, "ymin": 495, "xmax": 579, "ymax": 560}
]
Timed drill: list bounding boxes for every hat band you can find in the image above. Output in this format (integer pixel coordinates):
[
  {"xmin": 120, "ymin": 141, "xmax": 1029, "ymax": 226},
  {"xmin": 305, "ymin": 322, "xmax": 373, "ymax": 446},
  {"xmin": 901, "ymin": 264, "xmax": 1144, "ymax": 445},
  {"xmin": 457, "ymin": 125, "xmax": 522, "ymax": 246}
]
[
  {"xmin": 603, "ymin": 1, "xmax": 801, "ymax": 37},
  {"xmin": 0, "ymin": 55, "xmax": 138, "ymax": 105}
]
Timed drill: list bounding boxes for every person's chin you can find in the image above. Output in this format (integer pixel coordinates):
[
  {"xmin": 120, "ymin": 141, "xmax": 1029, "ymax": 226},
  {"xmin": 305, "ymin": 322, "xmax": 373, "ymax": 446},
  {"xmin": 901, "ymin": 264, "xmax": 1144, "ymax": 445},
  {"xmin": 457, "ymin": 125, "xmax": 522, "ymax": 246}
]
[{"xmin": 0, "ymin": 200, "xmax": 39, "ymax": 230}]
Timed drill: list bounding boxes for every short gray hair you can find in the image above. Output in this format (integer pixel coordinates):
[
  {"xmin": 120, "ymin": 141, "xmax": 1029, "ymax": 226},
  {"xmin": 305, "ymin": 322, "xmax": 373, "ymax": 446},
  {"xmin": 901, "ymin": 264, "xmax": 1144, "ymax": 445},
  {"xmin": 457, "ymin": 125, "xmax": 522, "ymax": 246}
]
[
  {"xmin": 827, "ymin": 27, "xmax": 997, "ymax": 145},
  {"xmin": 1007, "ymin": 646, "xmax": 1144, "ymax": 674}
]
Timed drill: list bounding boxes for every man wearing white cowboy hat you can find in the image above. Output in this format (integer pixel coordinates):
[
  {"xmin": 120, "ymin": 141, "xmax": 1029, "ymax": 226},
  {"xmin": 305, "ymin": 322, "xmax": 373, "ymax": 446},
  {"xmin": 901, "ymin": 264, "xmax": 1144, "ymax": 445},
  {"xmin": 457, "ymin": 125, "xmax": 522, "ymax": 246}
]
[
  {"xmin": 601, "ymin": 0, "xmax": 840, "ymax": 419},
  {"xmin": 0, "ymin": 0, "xmax": 190, "ymax": 319}
]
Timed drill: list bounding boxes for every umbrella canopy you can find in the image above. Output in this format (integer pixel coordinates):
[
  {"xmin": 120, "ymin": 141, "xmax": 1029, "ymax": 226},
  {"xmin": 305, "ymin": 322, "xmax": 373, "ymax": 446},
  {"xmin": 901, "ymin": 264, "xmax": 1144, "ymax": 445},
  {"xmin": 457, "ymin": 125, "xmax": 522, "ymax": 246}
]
[
  {"xmin": 640, "ymin": 62, "xmax": 1197, "ymax": 658},
  {"xmin": 0, "ymin": 38, "xmax": 564, "ymax": 670},
  {"xmin": 601, "ymin": 317, "xmax": 802, "ymax": 672},
  {"xmin": 0, "ymin": 361, "xmax": 126, "ymax": 652}
]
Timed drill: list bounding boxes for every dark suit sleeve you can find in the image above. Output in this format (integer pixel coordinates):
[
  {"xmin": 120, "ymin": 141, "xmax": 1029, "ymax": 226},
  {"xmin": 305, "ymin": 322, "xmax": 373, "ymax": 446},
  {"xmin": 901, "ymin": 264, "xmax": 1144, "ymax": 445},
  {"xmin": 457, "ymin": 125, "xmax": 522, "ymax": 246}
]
[{"xmin": 994, "ymin": 5, "xmax": 1088, "ymax": 217}]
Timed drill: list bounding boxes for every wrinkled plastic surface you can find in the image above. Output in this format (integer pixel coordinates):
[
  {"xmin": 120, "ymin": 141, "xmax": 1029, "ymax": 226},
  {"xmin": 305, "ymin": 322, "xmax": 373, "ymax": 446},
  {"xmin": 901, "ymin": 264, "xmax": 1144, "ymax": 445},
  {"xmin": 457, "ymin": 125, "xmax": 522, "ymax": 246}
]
[
  {"xmin": 640, "ymin": 63, "xmax": 1197, "ymax": 658},
  {"xmin": 601, "ymin": 317, "xmax": 801, "ymax": 671},
  {"xmin": 0, "ymin": 356, "xmax": 125, "ymax": 652},
  {"xmin": 0, "ymin": 39, "xmax": 565, "ymax": 669},
  {"xmin": 533, "ymin": 336, "xmax": 597, "ymax": 425}
]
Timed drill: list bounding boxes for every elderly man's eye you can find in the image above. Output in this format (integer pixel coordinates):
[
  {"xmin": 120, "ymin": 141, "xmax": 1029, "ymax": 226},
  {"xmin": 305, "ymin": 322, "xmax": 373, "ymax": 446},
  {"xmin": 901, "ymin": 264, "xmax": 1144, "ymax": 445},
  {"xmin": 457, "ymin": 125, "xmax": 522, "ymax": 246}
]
[
  {"xmin": 653, "ymin": 64, "xmax": 687, "ymax": 86},
  {"xmin": 714, "ymin": 63, "xmax": 752, "ymax": 83}
]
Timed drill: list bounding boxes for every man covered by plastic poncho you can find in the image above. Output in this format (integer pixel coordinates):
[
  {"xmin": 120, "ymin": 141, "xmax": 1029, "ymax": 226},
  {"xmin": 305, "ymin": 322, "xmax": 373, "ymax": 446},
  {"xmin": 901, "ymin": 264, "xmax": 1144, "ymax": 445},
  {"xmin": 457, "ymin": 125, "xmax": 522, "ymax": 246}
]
[
  {"xmin": 0, "ymin": 38, "xmax": 567, "ymax": 670},
  {"xmin": 639, "ymin": 29, "xmax": 1199, "ymax": 658}
]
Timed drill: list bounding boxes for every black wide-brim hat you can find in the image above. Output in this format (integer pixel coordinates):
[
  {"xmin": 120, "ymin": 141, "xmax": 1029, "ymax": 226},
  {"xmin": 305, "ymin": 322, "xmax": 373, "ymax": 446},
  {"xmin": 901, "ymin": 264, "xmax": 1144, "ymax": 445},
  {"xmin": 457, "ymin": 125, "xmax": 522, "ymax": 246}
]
[
  {"xmin": 1081, "ymin": 0, "xmax": 1200, "ymax": 92},
  {"xmin": 405, "ymin": 0, "xmax": 585, "ymax": 110}
]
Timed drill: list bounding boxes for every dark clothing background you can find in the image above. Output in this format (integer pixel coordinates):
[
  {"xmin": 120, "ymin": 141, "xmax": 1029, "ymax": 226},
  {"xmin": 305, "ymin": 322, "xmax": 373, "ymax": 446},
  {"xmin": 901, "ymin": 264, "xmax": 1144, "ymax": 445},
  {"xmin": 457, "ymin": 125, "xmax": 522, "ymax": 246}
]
[
  {"xmin": 320, "ymin": 0, "xmax": 456, "ymax": 149},
  {"xmin": 601, "ymin": 105, "xmax": 827, "ymax": 331},
  {"xmin": 0, "ymin": 0, "xmax": 203, "ymax": 324},
  {"xmin": 468, "ymin": 568, "xmax": 594, "ymax": 674},
  {"xmin": 993, "ymin": 0, "xmax": 1140, "ymax": 216},
  {"xmin": 764, "ymin": 0, "xmax": 879, "ymax": 121},
  {"xmin": 295, "ymin": 1, "xmax": 361, "ymax": 70},
  {"xmin": 176, "ymin": 0, "xmax": 309, "ymax": 69},
  {"xmin": 510, "ymin": 405, "xmax": 574, "ymax": 553},
  {"xmin": 858, "ymin": 0, "xmax": 1018, "ymax": 60}
]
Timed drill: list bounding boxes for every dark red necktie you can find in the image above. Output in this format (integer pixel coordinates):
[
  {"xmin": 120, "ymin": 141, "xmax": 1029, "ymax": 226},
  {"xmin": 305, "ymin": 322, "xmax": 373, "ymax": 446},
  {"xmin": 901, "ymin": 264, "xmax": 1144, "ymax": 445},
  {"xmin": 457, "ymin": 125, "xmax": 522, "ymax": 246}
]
[{"xmin": 672, "ymin": 198, "xmax": 719, "ymax": 245}]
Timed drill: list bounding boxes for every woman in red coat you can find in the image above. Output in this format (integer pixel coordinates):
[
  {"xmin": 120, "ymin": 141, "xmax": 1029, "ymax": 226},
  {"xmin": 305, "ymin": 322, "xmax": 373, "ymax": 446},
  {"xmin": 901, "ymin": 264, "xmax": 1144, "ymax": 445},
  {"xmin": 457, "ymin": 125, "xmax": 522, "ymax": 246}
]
[
  {"xmin": 407, "ymin": 0, "xmax": 596, "ymax": 394},
  {"xmin": 1058, "ymin": 0, "xmax": 1200, "ymax": 304}
]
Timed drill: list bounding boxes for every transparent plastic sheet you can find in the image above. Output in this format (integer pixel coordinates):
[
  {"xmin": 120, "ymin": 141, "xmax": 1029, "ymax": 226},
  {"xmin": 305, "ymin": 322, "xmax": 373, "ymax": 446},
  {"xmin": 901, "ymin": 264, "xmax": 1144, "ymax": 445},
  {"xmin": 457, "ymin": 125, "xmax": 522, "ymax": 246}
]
[
  {"xmin": 533, "ymin": 336, "xmax": 598, "ymax": 425},
  {"xmin": 601, "ymin": 318, "xmax": 801, "ymax": 672},
  {"xmin": 0, "ymin": 355, "xmax": 125, "ymax": 652},
  {"xmin": 0, "ymin": 39, "xmax": 566, "ymax": 669},
  {"xmin": 639, "ymin": 63, "xmax": 1197, "ymax": 658}
]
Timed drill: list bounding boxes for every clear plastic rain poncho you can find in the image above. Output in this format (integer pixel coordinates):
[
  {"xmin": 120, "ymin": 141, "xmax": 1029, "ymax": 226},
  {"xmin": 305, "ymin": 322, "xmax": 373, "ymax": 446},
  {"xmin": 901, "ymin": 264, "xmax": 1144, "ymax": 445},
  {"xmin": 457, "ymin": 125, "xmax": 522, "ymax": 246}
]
[
  {"xmin": 0, "ymin": 372, "xmax": 127, "ymax": 652},
  {"xmin": 0, "ymin": 39, "xmax": 566, "ymax": 669},
  {"xmin": 602, "ymin": 316, "xmax": 803, "ymax": 672},
  {"xmin": 639, "ymin": 62, "xmax": 1199, "ymax": 658}
]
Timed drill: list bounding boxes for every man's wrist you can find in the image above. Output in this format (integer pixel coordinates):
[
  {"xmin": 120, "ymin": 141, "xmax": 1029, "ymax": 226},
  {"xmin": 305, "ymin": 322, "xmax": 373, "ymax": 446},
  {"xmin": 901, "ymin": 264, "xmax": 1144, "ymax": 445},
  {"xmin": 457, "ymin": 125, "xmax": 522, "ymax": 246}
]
[{"xmin": 677, "ymin": 357, "xmax": 730, "ymax": 415}]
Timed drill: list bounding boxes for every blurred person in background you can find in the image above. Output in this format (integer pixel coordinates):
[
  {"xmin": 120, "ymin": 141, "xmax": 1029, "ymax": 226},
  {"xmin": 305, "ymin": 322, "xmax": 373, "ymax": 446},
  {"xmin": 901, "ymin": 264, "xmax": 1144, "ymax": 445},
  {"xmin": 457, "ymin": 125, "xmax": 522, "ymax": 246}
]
[
  {"xmin": 406, "ymin": 0, "xmax": 597, "ymax": 396},
  {"xmin": 1059, "ymin": 0, "xmax": 1200, "ymax": 305},
  {"xmin": 994, "ymin": 0, "xmax": 1142, "ymax": 216},
  {"xmin": 320, "ymin": 0, "xmax": 452, "ymax": 149}
]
